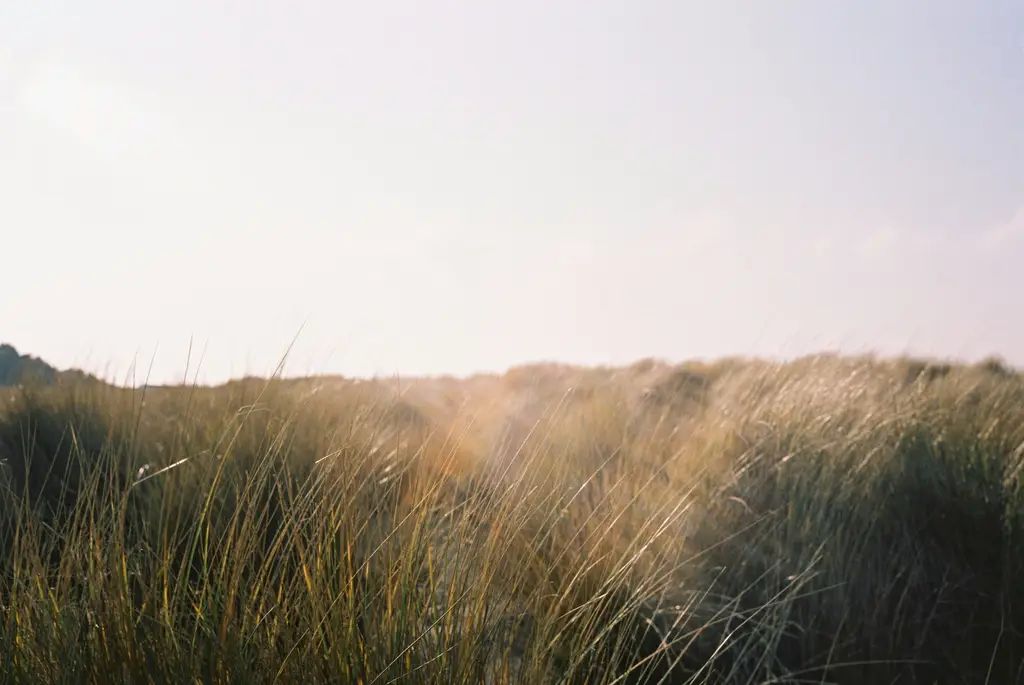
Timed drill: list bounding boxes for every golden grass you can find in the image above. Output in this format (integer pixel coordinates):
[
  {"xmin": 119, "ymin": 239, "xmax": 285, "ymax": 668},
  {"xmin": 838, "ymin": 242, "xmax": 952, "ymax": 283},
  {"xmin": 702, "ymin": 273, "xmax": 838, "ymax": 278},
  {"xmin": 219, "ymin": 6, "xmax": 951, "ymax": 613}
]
[{"xmin": 0, "ymin": 353, "xmax": 1021, "ymax": 683}]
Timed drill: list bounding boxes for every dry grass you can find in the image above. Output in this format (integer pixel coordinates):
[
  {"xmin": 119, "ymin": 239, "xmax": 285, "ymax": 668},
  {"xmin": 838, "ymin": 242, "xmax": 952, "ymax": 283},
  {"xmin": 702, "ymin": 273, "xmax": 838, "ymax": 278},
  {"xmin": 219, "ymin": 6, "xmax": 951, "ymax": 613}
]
[{"xmin": 0, "ymin": 353, "xmax": 1022, "ymax": 684}]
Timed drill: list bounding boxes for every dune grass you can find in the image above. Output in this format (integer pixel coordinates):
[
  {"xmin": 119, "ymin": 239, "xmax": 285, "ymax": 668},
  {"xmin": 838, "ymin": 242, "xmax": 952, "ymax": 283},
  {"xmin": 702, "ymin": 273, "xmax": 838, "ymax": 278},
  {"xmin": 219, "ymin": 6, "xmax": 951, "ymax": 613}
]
[{"xmin": 0, "ymin": 354, "xmax": 1022, "ymax": 684}]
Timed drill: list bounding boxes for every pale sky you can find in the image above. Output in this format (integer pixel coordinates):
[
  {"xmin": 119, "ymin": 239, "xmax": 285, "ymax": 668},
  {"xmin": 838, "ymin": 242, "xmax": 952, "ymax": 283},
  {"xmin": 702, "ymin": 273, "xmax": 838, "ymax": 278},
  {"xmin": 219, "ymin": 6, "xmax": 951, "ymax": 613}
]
[{"xmin": 1, "ymin": 1, "xmax": 1022, "ymax": 384}]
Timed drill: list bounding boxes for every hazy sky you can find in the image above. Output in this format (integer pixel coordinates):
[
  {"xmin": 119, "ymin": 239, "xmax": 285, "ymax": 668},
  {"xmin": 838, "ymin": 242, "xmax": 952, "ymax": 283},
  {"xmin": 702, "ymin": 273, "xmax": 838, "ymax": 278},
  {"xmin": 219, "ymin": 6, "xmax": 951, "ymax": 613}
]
[{"xmin": 2, "ymin": 2, "xmax": 1022, "ymax": 384}]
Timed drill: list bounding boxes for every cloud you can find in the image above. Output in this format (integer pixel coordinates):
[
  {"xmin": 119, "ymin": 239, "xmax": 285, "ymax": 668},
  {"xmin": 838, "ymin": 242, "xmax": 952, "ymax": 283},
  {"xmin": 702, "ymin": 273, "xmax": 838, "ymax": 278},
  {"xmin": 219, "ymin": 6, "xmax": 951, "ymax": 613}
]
[
  {"xmin": 19, "ymin": 62, "xmax": 171, "ymax": 154},
  {"xmin": 0, "ymin": 45, "xmax": 27, "ymax": 104},
  {"xmin": 980, "ymin": 207, "xmax": 1024, "ymax": 251},
  {"xmin": 14, "ymin": 59, "xmax": 229, "ymax": 201},
  {"xmin": 807, "ymin": 234, "xmax": 837, "ymax": 257},
  {"xmin": 12, "ymin": 60, "xmax": 363, "ymax": 226},
  {"xmin": 855, "ymin": 223, "xmax": 955, "ymax": 262},
  {"xmin": 856, "ymin": 225, "xmax": 902, "ymax": 259},
  {"xmin": 0, "ymin": 46, "xmax": 11, "ymax": 84}
]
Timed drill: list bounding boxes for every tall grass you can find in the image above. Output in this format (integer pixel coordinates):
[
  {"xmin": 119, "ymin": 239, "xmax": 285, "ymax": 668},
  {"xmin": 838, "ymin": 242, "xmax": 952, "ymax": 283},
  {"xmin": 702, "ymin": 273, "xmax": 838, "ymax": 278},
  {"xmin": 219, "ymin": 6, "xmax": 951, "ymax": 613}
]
[{"xmin": 0, "ymin": 354, "xmax": 1021, "ymax": 683}]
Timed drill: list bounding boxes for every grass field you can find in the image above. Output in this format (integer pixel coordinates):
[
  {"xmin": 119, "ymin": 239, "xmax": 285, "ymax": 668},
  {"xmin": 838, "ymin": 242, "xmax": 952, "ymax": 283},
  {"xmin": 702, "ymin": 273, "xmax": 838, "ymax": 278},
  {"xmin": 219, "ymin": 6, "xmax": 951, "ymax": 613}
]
[{"xmin": 0, "ymin": 353, "xmax": 1022, "ymax": 684}]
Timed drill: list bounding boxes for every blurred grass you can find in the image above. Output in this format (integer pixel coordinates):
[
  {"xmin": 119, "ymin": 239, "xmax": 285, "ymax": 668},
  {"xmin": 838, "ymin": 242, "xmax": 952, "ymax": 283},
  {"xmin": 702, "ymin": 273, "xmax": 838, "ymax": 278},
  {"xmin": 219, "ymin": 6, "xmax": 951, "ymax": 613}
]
[{"xmin": 0, "ymin": 353, "xmax": 1022, "ymax": 683}]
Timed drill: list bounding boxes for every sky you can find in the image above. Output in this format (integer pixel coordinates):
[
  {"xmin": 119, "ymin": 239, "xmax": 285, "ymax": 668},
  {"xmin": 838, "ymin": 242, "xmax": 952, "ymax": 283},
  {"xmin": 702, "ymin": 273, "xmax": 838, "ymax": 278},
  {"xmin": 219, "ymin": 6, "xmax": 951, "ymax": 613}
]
[{"xmin": 1, "ymin": 1, "xmax": 1023, "ymax": 385}]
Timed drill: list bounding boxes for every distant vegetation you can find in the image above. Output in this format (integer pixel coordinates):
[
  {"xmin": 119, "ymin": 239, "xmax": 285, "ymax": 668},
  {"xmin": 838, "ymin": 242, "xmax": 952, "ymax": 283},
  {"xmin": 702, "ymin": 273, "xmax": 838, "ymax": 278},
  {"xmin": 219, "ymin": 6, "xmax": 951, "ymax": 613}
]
[
  {"xmin": 0, "ymin": 344, "xmax": 58, "ymax": 386},
  {"xmin": 0, "ymin": 350, "xmax": 1021, "ymax": 683},
  {"xmin": 0, "ymin": 343, "xmax": 101, "ymax": 388}
]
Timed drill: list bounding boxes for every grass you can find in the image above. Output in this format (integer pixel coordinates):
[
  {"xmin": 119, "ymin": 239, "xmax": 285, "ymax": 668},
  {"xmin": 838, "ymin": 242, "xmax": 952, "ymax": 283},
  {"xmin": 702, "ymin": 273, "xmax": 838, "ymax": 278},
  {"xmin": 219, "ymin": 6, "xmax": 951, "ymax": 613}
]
[{"xmin": 0, "ymin": 353, "xmax": 1022, "ymax": 684}]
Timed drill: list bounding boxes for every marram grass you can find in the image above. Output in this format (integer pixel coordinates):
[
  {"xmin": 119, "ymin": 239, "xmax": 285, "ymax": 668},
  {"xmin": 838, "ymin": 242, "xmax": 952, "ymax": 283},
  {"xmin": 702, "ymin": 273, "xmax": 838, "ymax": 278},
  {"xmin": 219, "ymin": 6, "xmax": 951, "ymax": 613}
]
[{"xmin": 0, "ymin": 354, "xmax": 1021, "ymax": 684}]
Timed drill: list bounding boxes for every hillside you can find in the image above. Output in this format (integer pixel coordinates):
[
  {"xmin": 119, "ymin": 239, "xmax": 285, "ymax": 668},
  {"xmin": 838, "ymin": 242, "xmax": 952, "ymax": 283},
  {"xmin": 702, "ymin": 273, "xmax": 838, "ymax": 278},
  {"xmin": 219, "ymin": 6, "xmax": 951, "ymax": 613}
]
[{"xmin": 0, "ymin": 352, "xmax": 1021, "ymax": 684}]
